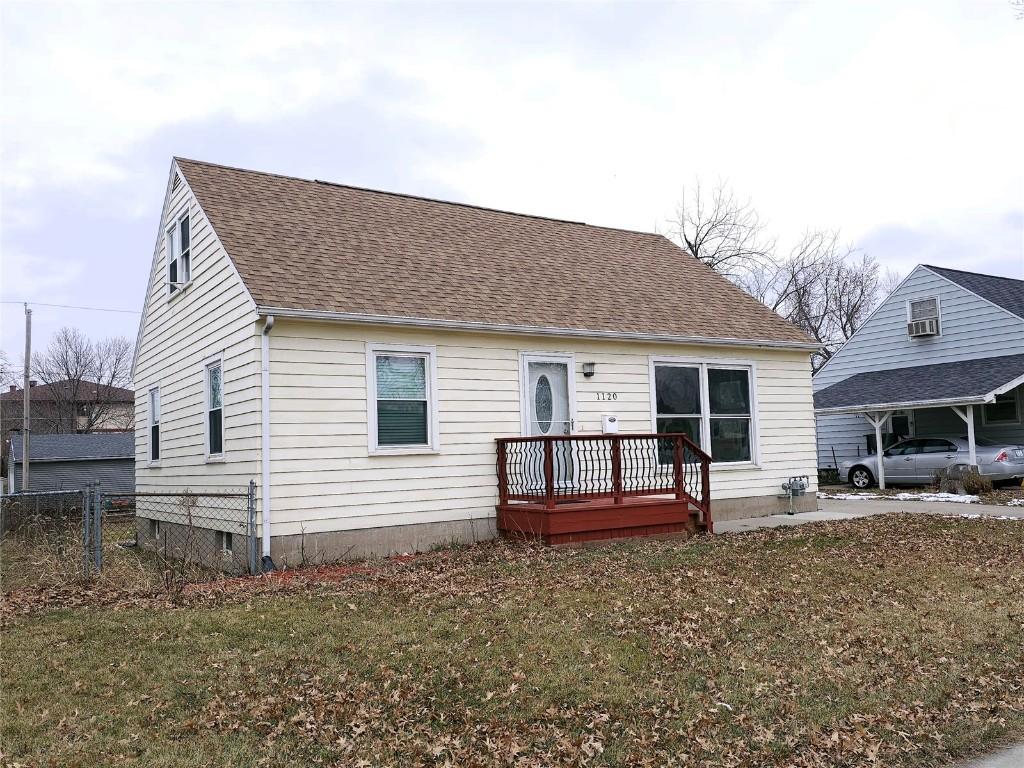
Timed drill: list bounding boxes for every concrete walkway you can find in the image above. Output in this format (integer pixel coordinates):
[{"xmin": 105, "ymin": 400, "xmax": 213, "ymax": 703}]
[
  {"xmin": 714, "ymin": 497, "xmax": 1023, "ymax": 534},
  {"xmin": 955, "ymin": 743, "xmax": 1024, "ymax": 768}
]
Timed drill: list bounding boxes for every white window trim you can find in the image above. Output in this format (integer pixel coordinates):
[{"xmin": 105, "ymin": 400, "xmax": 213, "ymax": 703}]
[
  {"xmin": 518, "ymin": 351, "xmax": 579, "ymax": 436},
  {"xmin": 203, "ymin": 354, "xmax": 226, "ymax": 461},
  {"xmin": 905, "ymin": 295, "xmax": 942, "ymax": 336},
  {"xmin": 982, "ymin": 387, "xmax": 1021, "ymax": 426},
  {"xmin": 366, "ymin": 343, "xmax": 440, "ymax": 455},
  {"xmin": 147, "ymin": 385, "xmax": 161, "ymax": 466},
  {"xmin": 648, "ymin": 355, "xmax": 761, "ymax": 468},
  {"xmin": 166, "ymin": 201, "xmax": 193, "ymax": 298}
]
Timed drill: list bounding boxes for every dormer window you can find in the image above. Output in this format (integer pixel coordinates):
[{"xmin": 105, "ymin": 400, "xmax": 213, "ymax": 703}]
[
  {"xmin": 907, "ymin": 297, "xmax": 939, "ymax": 337},
  {"xmin": 167, "ymin": 210, "xmax": 191, "ymax": 294}
]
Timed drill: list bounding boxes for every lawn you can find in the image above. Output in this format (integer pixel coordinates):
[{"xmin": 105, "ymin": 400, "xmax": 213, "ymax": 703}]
[{"xmin": 2, "ymin": 514, "xmax": 1023, "ymax": 767}]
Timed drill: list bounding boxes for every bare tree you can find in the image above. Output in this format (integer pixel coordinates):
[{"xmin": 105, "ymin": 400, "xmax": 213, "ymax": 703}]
[
  {"xmin": 669, "ymin": 180, "xmax": 895, "ymax": 371},
  {"xmin": 31, "ymin": 327, "xmax": 134, "ymax": 432},
  {"xmin": 667, "ymin": 181, "xmax": 776, "ymax": 278}
]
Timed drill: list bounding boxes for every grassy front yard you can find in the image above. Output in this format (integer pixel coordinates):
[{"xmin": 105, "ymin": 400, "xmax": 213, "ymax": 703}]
[{"xmin": 2, "ymin": 514, "xmax": 1023, "ymax": 767}]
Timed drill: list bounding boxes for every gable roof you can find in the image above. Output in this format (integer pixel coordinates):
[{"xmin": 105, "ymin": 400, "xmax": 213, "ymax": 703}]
[
  {"xmin": 10, "ymin": 432, "xmax": 135, "ymax": 463},
  {"xmin": 925, "ymin": 265, "xmax": 1024, "ymax": 320},
  {"xmin": 814, "ymin": 353, "xmax": 1024, "ymax": 414},
  {"xmin": 0, "ymin": 380, "xmax": 133, "ymax": 403},
  {"xmin": 173, "ymin": 158, "xmax": 813, "ymax": 348}
]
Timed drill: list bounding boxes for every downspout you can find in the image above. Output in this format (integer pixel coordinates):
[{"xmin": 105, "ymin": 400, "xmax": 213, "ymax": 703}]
[{"xmin": 260, "ymin": 315, "xmax": 276, "ymax": 571}]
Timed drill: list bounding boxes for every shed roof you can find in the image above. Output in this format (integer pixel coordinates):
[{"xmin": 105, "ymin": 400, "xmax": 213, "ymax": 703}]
[
  {"xmin": 174, "ymin": 158, "xmax": 814, "ymax": 348},
  {"xmin": 926, "ymin": 265, "xmax": 1024, "ymax": 320},
  {"xmin": 10, "ymin": 433, "xmax": 135, "ymax": 463},
  {"xmin": 813, "ymin": 353, "xmax": 1024, "ymax": 414}
]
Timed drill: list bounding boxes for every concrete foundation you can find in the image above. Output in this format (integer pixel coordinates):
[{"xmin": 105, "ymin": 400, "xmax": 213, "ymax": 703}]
[
  {"xmin": 136, "ymin": 516, "xmax": 254, "ymax": 575},
  {"xmin": 710, "ymin": 492, "xmax": 817, "ymax": 522},
  {"xmin": 268, "ymin": 516, "xmax": 498, "ymax": 568}
]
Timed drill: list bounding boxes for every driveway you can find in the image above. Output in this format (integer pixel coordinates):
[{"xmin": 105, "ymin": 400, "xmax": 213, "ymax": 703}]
[{"xmin": 715, "ymin": 497, "xmax": 1024, "ymax": 534}]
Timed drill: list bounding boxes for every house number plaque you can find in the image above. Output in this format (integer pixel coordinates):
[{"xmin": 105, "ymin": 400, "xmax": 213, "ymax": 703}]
[{"xmin": 596, "ymin": 392, "xmax": 618, "ymax": 401}]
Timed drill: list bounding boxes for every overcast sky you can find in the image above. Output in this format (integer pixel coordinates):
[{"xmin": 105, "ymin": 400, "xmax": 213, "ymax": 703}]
[{"xmin": 1, "ymin": 1, "xmax": 1021, "ymax": 369}]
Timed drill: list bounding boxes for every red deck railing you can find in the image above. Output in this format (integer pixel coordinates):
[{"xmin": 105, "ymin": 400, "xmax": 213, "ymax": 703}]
[{"xmin": 496, "ymin": 433, "xmax": 712, "ymax": 531}]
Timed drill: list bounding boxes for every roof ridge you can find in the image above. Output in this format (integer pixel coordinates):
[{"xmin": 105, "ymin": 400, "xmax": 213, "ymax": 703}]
[
  {"xmin": 173, "ymin": 156, "xmax": 665, "ymax": 239},
  {"xmin": 923, "ymin": 264, "xmax": 1024, "ymax": 284}
]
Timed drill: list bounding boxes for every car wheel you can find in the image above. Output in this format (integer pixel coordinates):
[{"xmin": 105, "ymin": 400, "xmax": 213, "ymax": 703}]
[{"xmin": 850, "ymin": 466, "xmax": 874, "ymax": 489}]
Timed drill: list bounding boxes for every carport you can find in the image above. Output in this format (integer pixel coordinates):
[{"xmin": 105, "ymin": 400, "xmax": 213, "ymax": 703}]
[{"xmin": 814, "ymin": 353, "xmax": 1024, "ymax": 489}]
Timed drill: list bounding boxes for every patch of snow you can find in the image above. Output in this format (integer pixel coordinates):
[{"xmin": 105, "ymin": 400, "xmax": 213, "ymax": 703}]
[
  {"xmin": 1007, "ymin": 498, "xmax": 1024, "ymax": 507},
  {"xmin": 959, "ymin": 514, "xmax": 1022, "ymax": 521},
  {"xmin": 818, "ymin": 492, "xmax": 881, "ymax": 501},
  {"xmin": 819, "ymin": 491, "xmax": 978, "ymax": 504}
]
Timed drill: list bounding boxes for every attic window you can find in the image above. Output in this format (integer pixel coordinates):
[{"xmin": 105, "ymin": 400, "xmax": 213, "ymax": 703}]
[
  {"xmin": 166, "ymin": 210, "xmax": 191, "ymax": 294},
  {"xmin": 909, "ymin": 298, "xmax": 938, "ymax": 321}
]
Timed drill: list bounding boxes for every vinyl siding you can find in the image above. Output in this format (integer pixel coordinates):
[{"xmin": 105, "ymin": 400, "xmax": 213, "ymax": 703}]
[
  {"xmin": 814, "ymin": 266, "xmax": 1024, "ymax": 468},
  {"xmin": 12, "ymin": 458, "xmax": 134, "ymax": 494},
  {"xmin": 133, "ymin": 165, "xmax": 262, "ymax": 496},
  {"xmin": 267, "ymin": 320, "xmax": 817, "ymax": 537}
]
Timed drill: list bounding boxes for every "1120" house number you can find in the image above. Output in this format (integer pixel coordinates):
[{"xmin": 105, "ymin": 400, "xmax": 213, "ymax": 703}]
[{"xmin": 596, "ymin": 392, "xmax": 618, "ymax": 401}]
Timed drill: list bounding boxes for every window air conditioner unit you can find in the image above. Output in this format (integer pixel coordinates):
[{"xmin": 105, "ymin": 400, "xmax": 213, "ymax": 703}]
[{"xmin": 907, "ymin": 318, "xmax": 938, "ymax": 337}]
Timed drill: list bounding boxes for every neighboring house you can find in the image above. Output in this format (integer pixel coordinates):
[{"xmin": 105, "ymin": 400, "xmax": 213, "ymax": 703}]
[
  {"xmin": 813, "ymin": 265, "xmax": 1024, "ymax": 483},
  {"xmin": 7, "ymin": 432, "xmax": 135, "ymax": 494},
  {"xmin": 0, "ymin": 380, "xmax": 135, "ymax": 477},
  {"xmin": 132, "ymin": 158, "xmax": 820, "ymax": 565}
]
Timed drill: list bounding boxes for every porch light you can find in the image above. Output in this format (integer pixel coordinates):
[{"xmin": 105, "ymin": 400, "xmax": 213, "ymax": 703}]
[{"xmin": 582, "ymin": 362, "xmax": 596, "ymax": 378}]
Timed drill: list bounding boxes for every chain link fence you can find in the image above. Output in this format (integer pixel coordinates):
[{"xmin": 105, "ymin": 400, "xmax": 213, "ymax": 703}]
[
  {"xmin": 0, "ymin": 489, "xmax": 90, "ymax": 591},
  {"xmin": 1, "ymin": 482, "xmax": 257, "ymax": 591}
]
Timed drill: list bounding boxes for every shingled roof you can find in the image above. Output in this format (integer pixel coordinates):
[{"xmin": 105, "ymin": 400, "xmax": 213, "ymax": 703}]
[
  {"xmin": 925, "ymin": 265, "xmax": 1024, "ymax": 320},
  {"xmin": 814, "ymin": 353, "xmax": 1024, "ymax": 413},
  {"xmin": 174, "ymin": 158, "xmax": 814, "ymax": 347}
]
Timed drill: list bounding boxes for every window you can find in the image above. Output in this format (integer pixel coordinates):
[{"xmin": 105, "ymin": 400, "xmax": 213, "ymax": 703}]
[
  {"xmin": 150, "ymin": 519, "xmax": 161, "ymax": 539},
  {"xmin": 367, "ymin": 344, "xmax": 438, "ymax": 453},
  {"xmin": 983, "ymin": 389, "xmax": 1020, "ymax": 425},
  {"xmin": 148, "ymin": 387, "xmax": 160, "ymax": 462},
  {"xmin": 167, "ymin": 210, "xmax": 191, "ymax": 294},
  {"xmin": 909, "ymin": 298, "xmax": 938, "ymax": 321},
  {"xmin": 206, "ymin": 360, "xmax": 223, "ymax": 456},
  {"xmin": 216, "ymin": 530, "xmax": 233, "ymax": 555},
  {"xmin": 920, "ymin": 439, "xmax": 957, "ymax": 454},
  {"xmin": 653, "ymin": 360, "xmax": 755, "ymax": 463}
]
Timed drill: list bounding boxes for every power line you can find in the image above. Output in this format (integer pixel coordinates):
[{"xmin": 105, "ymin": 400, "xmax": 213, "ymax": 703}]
[{"xmin": 0, "ymin": 300, "xmax": 141, "ymax": 315}]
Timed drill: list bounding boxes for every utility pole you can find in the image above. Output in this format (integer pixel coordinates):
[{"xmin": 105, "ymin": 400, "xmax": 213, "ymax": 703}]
[{"xmin": 22, "ymin": 304, "xmax": 31, "ymax": 491}]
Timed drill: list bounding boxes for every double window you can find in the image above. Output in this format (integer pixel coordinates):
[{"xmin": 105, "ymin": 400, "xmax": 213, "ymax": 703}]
[
  {"xmin": 653, "ymin": 360, "xmax": 755, "ymax": 463},
  {"xmin": 367, "ymin": 344, "xmax": 438, "ymax": 453},
  {"xmin": 148, "ymin": 387, "xmax": 160, "ymax": 462},
  {"xmin": 167, "ymin": 210, "xmax": 191, "ymax": 294},
  {"xmin": 206, "ymin": 360, "xmax": 224, "ymax": 457}
]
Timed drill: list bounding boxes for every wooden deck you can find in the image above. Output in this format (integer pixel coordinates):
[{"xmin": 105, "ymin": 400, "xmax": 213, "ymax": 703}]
[{"xmin": 495, "ymin": 433, "xmax": 712, "ymax": 545}]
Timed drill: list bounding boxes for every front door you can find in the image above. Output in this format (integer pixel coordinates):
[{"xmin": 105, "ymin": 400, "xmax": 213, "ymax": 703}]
[{"xmin": 522, "ymin": 355, "xmax": 575, "ymax": 487}]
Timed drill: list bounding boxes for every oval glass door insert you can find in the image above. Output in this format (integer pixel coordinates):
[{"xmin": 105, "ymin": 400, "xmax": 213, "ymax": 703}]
[{"xmin": 535, "ymin": 374, "xmax": 553, "ymax": 433}]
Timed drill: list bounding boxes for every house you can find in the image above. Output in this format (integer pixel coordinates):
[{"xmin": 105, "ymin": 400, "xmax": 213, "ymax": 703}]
[
  {"xmin": 813, "ymin": 265, "xmax": 1024, "ymax": 486},
  {"xmin": 0, "ymin": 380, "xmax": 135, "ymax": 477},
  {"xmin": 6, "ymin": 432, "xmax": 135, "ymax": 494},
  {"xmin": 132, "ymin": 158, "xmax": 820, "ymax": 565}
]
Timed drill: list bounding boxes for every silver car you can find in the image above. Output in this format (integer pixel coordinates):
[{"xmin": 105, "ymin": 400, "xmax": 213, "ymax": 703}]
[{"xmin": 839, "ymin": 436, "xmax": 1024, "ymax": 489}]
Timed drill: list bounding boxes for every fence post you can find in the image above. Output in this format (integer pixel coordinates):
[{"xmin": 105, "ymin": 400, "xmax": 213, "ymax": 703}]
[
  {"xmin": 611, "ymin": 436, "xmax": 623, "ymax": 505},
  {"xmin": 672, "ymin": 436, "xmax": 684, "ymax": 500},
  {"xmin": 92, "ymin": 484, "xmax": 102, "ymax": 574},
  {"xmin": 248, "ymin": 479, "xmax": 258, "ymax": 575},
  {"xmin": 82, "ymin": 484, "xmax": 92, "ymax": 578}
]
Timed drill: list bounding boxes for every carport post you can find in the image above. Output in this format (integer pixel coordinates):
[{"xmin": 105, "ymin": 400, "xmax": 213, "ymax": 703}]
[
  {"xmin": 861, "ymin": 411, "xmax": 892, "ymax": 489},
  {"xmin": 951, "ymin": 405, "xmax": 978, "ymax": 468}
]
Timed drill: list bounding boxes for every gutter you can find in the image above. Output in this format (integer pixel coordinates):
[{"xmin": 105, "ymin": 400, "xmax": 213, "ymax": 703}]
[
  {"xmin": 260, "ymin": 315, "xmax": 276, "ymax": 571},
  {"xmin": 814, "ymin": 393, "xmax": 996, "ymax": 416},
  {"xmin": 255, "ymin": 305, "xmax": 822, "ymax": 352}
]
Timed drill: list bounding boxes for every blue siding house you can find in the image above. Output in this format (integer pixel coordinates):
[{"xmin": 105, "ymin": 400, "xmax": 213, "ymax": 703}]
[{"xmin": 813, "ymin": 265, "xmax": 1024, "ymax": 484}]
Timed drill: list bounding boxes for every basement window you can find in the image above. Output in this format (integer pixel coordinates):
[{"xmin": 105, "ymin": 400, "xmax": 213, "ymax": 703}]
[{"xmin": 216, "ymin": 530, "xmax": 233, "ymax": 556}]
